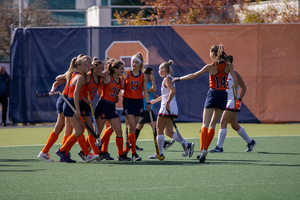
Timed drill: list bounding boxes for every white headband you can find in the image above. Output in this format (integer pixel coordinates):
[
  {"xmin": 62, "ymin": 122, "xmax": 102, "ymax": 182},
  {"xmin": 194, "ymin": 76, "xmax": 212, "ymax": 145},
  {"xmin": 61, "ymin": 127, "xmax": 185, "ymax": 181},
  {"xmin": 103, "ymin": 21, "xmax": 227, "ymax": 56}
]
[{"xmin": 131, "ymin": 57, "xmax": 141, "ymax": 64}]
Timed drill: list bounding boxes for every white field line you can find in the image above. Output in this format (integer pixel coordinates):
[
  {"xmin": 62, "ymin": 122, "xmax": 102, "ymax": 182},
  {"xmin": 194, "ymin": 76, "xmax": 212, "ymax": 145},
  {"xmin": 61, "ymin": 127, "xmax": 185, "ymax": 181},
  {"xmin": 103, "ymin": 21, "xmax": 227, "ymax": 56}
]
[{"xmin": 0, "ymin": 135, "xmax": 299, "ymax": 148}]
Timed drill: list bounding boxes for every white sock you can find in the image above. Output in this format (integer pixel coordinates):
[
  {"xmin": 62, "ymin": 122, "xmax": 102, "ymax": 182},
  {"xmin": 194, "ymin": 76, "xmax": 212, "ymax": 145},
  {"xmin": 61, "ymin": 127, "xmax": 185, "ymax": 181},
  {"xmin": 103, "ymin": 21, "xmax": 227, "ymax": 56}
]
[
  {"xmin": 157, "ymin": 135, "xmax": 165, "ymax": 155},
  {"xmin": 217, "ymin": 129, "xmax": 227, "ymax": 148},
  {"xmin": 237, "ymin": 126, "xmax": 252, "ymax": 144},
  {"xmin": 172, "ymin": 132, "xmax": 188, "ymax": 147}
]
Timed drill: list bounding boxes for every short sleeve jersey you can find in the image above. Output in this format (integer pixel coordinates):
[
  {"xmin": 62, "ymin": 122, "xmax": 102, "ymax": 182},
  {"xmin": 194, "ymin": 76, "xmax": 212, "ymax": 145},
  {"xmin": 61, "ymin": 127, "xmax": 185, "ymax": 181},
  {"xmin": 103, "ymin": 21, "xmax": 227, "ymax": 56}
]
[
  {"xmin": 123, "ymin": 69, "xmax": 144, "ymax": 99},
  {"xmin": 209, "ymin": 61, "xmax": 228, "ymax": 91}
]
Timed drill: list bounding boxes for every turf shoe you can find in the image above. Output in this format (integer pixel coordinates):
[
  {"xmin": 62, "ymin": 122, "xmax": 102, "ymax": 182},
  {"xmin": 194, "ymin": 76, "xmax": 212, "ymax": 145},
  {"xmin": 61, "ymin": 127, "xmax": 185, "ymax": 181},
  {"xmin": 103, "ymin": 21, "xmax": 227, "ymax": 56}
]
[
  {"xmin": 136, "ymin": 145, "xmax": 144, "ymax": 151},
  {"xmin": 83, "ymin": 153, "xmax": 99, "ymax": 162},
  {"xmin": 164, "ymin": 140, "xmax": 175, "ymax": 150},
  {"xmin": 117, "ymin": 153, "xmax": 132, "ymax": 161},
  {"xmin": 209, "ymin": 146, "xmax": 224, "ymax": 153},
  {"xmin": 78, "ymin": 150, "xmax": 85, "ymax": 161},
  {"xmin": 198, "ymin": 148, "xmax": 208, "ymax": 163},
  {"xmin": 37, "ymin": 151, "xmax": 54, "ymax": 162},
  {"xmin": 56, "ymin": 149, "xmax": 76, "ymax": 163},
  {"xmin": 148, "ymin": 153, "xmax": 158, "ymax": 159},
  {"xmin": 187, "ymin": 142, "xmax": 195, "ymax": 157},
  {"xmin": 246, "ymin": 140, "xmax": 257, "ymax": 152},
  {"xmin": 132, "ymin": 153, "xmax": 142, "ymax": 161},
  {"xmin": 98, "ymin": 152, "xmax": 114, "ymax": 161}
]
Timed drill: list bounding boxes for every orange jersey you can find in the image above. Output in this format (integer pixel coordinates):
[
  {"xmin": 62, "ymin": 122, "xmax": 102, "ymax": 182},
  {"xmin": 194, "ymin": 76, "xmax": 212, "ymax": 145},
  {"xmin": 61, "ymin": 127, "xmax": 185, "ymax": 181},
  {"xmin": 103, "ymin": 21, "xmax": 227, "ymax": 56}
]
[
  {"xmin": 68, "ymin": 72, "xmax": 85, "ymax": 100},
  {"xmin": 101, "ymin": 74, "xmax": 122, "ymax": 103},
  {"xmin": 123, "ymin": 69, "xmax": 144, "ymax": 99},
  {"xmin": 62, "ymin": 73, "xmax": 77, "ymax": 96},
  {"xmin": 209, "ymin": 62, "xmax": 228, "ymax": 90},
  {"xmin": 83, "ymin": 73, "xmax": 101, "ymax": 100}
]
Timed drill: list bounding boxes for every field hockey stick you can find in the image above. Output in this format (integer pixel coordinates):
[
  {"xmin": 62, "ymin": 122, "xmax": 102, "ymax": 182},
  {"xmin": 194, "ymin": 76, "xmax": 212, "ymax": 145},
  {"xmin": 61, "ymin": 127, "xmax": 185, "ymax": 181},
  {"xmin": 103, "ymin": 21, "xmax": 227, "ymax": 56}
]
[
  {"xmin": 167, "ymin": 109, "xmax": 188, "ymax": 157},
  {"xmin": 125, "ymin": 118, "xmax": 132, "ymax": 149},
  {"xmin": 36, "ymin": 90, "xmax": 60, "ymax": 98},
  {"xmin": 59, "ymin": 92, "xmax": 99, "ymax": 139},
  {"xmin": 87, "ymin": 92, "xmax": 101, "ymax": 147},
  {"xmin": 232, "ymin": 84, "xmax": 237, "ymax": 110},
  {"xmin": 149, "ymin": 110, "xmax": 165, "ymax": 160}
]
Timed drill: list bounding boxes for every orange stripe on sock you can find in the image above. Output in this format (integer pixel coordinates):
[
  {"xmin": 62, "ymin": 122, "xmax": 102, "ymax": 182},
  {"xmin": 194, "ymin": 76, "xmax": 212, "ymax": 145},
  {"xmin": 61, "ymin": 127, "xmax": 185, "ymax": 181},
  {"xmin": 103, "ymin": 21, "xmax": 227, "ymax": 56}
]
[
  {"xmin": 116, "ymin": 137, "xmax": 123, "ymax": 156},
  {"xmin": 88, "ymin": 135, "xmax": 100, "ymax": 154},
  {"xmin": 77, "ymin": 134, "xmax": 89, "ymax": 156},
  {"xmin": 206, "ymin": 129, "xmax": 215, "ymax": 150},
  {"xmin": 60, "ymin": 134, "xmax": 77, "ymax": 152},
  {"xmin": 42, "ymin": 131, "xmax": 59, "ymax": 153},
  {"xmin": 200, "ymin": 127, "xmax": 208, "ymax": 151}
]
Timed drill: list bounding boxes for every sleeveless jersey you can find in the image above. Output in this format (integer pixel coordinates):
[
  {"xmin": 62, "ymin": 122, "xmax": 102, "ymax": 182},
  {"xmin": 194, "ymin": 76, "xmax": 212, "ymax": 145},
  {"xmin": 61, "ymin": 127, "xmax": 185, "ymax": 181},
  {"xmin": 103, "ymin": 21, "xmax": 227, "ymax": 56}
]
[
  {"xmin": 68, "ymin": 72, "xmax": 85, "ymax": 100},
  {"xmin": 227, "ymin": 72, "xmax": 239, "ymax": 100},
  {"xmin": 158, "ymin": 75, "xmax": 178, "ymax": 116},
  {"xmin": 209, "ymin": 61, "xmax": 228, "ymax": 90},
  {"xmin": 62, "ymin": 72, "xmax": 77, "ymax": 96},
  {"xmin": 83, "ymin": 73, "xmax": 101, "ymax": 101},
  {"xmin": 123, "ymin": 69, "xmax": 144, "ymax": 99},
  {"xmin": 101, "ymin": 74, "xmax": 122, "ymax": 103}
]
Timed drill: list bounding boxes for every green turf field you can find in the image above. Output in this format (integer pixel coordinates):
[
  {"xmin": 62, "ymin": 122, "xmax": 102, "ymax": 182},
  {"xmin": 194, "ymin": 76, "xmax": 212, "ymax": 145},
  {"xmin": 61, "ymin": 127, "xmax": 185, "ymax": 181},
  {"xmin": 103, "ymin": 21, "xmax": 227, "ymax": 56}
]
[{"xmin": 0, "ymin": 123, "xmax": 299, "ymax": 200}]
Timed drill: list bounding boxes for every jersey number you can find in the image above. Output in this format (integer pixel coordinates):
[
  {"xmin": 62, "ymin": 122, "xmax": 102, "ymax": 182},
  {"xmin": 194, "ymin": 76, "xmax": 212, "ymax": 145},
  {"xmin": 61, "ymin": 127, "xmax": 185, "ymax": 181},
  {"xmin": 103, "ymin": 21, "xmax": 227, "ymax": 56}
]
[
  {"xmin": 110, "ymin": 87, "xmax": 120, "ymax": 98},
  {"xmin": 130, "ymin": 81, "xmax": 139, "ymax": 91},
  {"xmin": 215, "ymin": 76, "xmax": 227, "ymax": 89}
]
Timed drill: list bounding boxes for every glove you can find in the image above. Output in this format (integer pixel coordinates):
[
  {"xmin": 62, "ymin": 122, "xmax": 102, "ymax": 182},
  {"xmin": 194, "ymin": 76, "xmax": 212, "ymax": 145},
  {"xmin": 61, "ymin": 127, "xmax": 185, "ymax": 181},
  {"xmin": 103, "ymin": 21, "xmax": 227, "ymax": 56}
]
[
  {"xmin": 172, "ymin": 77, "xmax": 180, "ymax": 83},
  {"xmin": 236, "ymin": 100, "xmax": 241, "ymax": 109}
]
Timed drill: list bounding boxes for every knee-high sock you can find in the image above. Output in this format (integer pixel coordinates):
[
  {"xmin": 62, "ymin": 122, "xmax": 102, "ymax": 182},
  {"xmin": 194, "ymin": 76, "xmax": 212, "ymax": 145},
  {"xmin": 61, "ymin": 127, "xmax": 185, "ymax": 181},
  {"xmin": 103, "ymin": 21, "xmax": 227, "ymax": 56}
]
[
  {"xmin": 101, "ymin": 128, "xmax": 113, "ymax": 153},
  {"xmin": 157, "ymin": 134, "xmax": 165, "ymax": 155},
  {"xmin": 207, "ymin": 129, "xmax": 215, "ymax": 150},
  {"xmin": 200, "ymin": 127, "xmax": 208, "ymax": 151},
  {"xmin": 60, "ymin": 134, "xmax": 77, "ymax": 152},
  {"xmin": 77, "ymin": 134, "xmax": 90, "ymax": 156},
  {"xmin": 217, "ymin": 129, "xmax": 227, "ymax": 148},
  {"xmin": 237, "ymin": 126, "xmax": 252, "ymax": 144},
  {"xmin": 42, "ymin": 131, "xmax": 59, "ymax": 153},
  {"xmin": 135, "ymin": 129, "xmax": 141, "ymax": 140},
  {"xmin": 88, "ymin": 135, "xmax": 100, "ymax": 154},
  {"xmin": 115, "ymin": 137, "xmax": 124, "ymax": 156},
  {"xmin": 172, "ymin": 132, "xmax": 188, "ymax": 147},
  {"xmin": 129, "ymin": 133, "xmax": 136, "ymax": 154},
  {"xmin": 62, "ymin": 135, "xmax": 69, "ymax": 145}
]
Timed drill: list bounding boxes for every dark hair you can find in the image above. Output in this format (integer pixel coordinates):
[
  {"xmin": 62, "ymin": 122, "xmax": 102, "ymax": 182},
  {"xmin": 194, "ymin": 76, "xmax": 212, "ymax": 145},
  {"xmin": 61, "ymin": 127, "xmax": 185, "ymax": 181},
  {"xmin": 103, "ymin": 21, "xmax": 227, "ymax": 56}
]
[
  {"xmin": 143, "ymin": 67, "xmax": 153, "ymax": 75},
  {"xmin": 104, "ymin": 57, "xmax": 116, "ymax": 71},
  {"xmin": 93, "ymin": 57, "xmax": 103, "ymax": 65},
  {"xmin": 227, "ymin": 55, "xmax": 233, "ymax": 64},
  {"xmin": 108, "ymin": 60, "xmax": 124, "ymax": 74}
]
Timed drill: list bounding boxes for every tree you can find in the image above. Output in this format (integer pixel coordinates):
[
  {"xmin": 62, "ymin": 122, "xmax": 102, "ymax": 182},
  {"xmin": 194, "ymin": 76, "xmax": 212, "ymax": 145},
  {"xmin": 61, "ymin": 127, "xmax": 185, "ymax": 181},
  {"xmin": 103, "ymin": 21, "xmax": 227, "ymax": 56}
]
[{"xmin": 0, "ymin": 0, "xmax": 64, "ymax": 59}]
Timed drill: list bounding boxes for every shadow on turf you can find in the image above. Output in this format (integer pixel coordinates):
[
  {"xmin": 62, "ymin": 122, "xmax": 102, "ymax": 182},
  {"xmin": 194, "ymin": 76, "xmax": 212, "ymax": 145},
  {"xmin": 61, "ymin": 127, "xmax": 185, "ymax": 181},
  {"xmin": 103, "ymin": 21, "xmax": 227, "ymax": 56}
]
[
  {"xmin": 257, "ymin": 151, "xmax": 300, "ymax": 155},
  {"xmin": 0, "ymin": 159, "xmax": 40, "ymax": 163}
]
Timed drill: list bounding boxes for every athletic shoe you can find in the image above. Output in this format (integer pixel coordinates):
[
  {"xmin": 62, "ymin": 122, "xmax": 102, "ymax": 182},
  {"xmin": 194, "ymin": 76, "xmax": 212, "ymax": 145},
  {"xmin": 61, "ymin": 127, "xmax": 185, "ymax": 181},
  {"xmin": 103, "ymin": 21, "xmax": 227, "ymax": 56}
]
[
  {"xmin": 83, "ymin": 153, "xmax": 99, "ymax": 162},
  {"xmin": 198, "ymin": 148, "xmax": 208, "ymax": 163},
  {"xmin": 148, "ymin": 153, "xmax": 158, "ymax": 159},
  {"xmin": 117, "ymin": 153, "xmax": 132, "ymax": 161},
  {"xmin": 136, "ymin": 145, "xmax": 144, "ymax": 151},
  {"xmin": 59, "ymin": 158, "xmax": 66, "ymax": 162},
  {"xmin": 78, "ymin": 150, "xmax": 85, "ymax": 161},
  {"xmin": 37, "ymin": 151, "xmax": 54, "ymax": 162},
  {"xmin": 246, "ymin": 140, "xmax": 257, "ymax": 152},
  {"xmin": 209, "ymin": 146, "xmax": 224, "ymax": 153},
  {"xmin": 56, "ymin": 149, "xmax": 76, "ymax": 163},
  {"xmin": 164, "ymin": 140, "xmax": 175, "ymax": 150},
  {"xmin": 98, "ymin": 152, "xmax": 114, "ymax": 161},
  {"xmin": 187, "ymin": 142, "xmax": 195, "ymax": 157},
  {"xmin": 132, "ymin": 153, "xmax": 142, "ymax": 161}
]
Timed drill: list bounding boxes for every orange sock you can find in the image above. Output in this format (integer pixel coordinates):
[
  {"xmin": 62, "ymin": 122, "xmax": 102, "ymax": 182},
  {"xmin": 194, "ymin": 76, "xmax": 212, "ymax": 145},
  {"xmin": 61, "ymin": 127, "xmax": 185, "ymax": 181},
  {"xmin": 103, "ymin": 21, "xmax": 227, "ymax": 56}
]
[
  {"xmin": 101, "ymin": 128, "xmax": 113, "ymax": 153},
  {"xmin": 77, "ymin": 134, "xmax": 90, "ymax": 156},
  {"xmin": 60, "ymin": 134, "xmax": 77, "ymax": 152},
  {"xmin": 129, "ymin": 133, "xmax": 136, "ymax": 154},
  {"xmin": 206, "ymin": 129, "xmax": 215, "ymax": 150},
  {"xmin": 88, "ymin": 135, "xmax": 100, "ymax": 154},
  {"xmin": 42, "ymin": 131, "xmax": 59, "ymax": 153},
  {"xmin": 123, "ymin": 136, "xmax": 129, "ymax": 154},
  {"xmin": 116, "ymin": 137, "xmax": 123, "ymax": 156},
  {"xmin": 200, "ymin": 127, "xmax": 208, "ymax": 151},
  {"xmin": 62, "ymin": 135, "xmax": 69, "ymax": 145}
]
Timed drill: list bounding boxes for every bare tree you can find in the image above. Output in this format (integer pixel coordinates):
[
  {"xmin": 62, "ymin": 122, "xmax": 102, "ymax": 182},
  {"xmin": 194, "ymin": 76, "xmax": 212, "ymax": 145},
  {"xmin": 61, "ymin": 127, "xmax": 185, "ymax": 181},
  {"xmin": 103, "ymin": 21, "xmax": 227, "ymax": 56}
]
[{"xmin": 0, "ymin": 0, "xmax": 64, "ymax": 58}]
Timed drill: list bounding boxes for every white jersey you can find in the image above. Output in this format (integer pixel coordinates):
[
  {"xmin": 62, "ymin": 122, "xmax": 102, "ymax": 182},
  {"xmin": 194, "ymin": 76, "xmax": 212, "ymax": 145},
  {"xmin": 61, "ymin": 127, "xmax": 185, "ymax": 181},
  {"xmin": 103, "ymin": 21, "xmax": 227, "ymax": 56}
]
[
  {"xmin": 226, "ymin": 72, "xmax": 242, "ymax": 111},
  {"xmin": 158, "ymin": 75, "xmax": 178, "ymax": 117}
]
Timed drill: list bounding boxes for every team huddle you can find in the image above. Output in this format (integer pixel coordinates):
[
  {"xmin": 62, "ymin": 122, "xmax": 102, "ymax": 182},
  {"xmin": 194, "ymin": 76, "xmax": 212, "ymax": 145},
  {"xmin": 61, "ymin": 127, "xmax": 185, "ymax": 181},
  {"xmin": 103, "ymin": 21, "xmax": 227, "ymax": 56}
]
[{"xmin": 37, "ymin": 44, "xmax": 256, "ymax": 164}]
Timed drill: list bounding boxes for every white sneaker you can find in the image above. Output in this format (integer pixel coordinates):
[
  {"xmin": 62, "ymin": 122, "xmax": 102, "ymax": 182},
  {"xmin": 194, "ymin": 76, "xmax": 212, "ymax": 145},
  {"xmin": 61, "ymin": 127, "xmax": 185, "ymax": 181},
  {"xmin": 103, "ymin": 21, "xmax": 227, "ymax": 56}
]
[
  {"xmin": 148, "ymin": 153, "xmax": 158, "ymax": 159},
  {"xmin": 83, "ymin": 153, "xmax": 99, "ymax": 162},
  {"xmin": 37, "ymin": 151, "xmax": 54, "ymax": 162}
]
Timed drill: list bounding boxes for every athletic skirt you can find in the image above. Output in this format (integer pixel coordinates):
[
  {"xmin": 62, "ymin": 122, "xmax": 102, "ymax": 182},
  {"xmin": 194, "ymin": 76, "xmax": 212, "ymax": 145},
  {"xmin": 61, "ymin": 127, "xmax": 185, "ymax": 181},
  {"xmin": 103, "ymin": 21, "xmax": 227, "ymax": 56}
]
[
  {"xmin": 80, "ymin": 101, "xmax": 91, "ymax": 116},
  {"xmin": 63, "ymin": 98, "xmax": 81, "ymax": 117},
  {"xmin": 204, "ymin": 89, "xmax": 227, "ymax": 110},
  {"xmin": 56, "ymin": 95, "xmax": 67, "ymax": 114},
  {"xmin": 226, "ymin": 98, "xmax": 241, "ymax": 112},
  {"xmin": 122, "ymin": 97, "xmax": 143, "ymax": 116},
  {"xmin": 95, "ymin": 99, "xmax": 119, "ymax": 119},
  {"xmin": 138, "ymin": 110, "xmax": 156, "ymax": 124}
]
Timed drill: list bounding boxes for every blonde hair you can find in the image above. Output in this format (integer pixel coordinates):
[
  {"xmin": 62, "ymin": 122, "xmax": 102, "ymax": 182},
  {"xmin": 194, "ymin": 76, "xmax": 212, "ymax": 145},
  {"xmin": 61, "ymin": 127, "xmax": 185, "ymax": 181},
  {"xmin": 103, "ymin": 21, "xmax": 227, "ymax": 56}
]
[
  {"xmin": 210, "ymin": 44, "xmax": 229, "ymax": 68},
  {"xmin": 132, "ymin": 52, "xmax": 144, "ymax": 71},
  {"xmin": 159, "ymin": 60, "xmax": 174, "ymax": 77},
  {"xmin": 104, "ymin": 57, "xmax": 116, "ymax": 71},
  {"xmin": 66, "ymin": 57, "xmax": 86, "ymax": 84}
]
